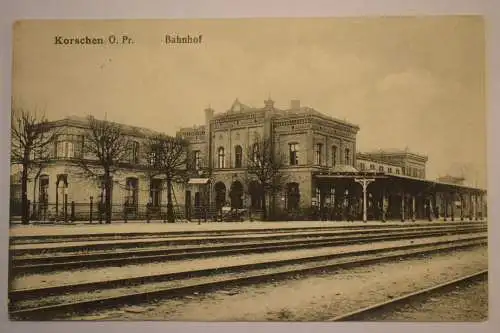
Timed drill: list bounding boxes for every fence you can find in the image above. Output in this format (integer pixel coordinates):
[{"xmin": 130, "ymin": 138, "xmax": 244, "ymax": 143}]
[
  {"xmin": 12, "ymin": 199, "xmax": 462, "ymax": 223},
  {"xmin": 10, "ymin": 200, "xmax": 189, "ymax": 223},
  {"xmin": 10, "ymin": 199, "xmax": 272, "ymax": 223}
]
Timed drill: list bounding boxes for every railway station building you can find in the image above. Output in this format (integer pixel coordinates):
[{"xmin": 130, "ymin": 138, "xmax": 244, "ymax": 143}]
[
  {"xmin": 11, "ymin": 98, "xmax": 487, "ymax": 222},
  {"xmin": 179, "ymin": 98, "xmax": 487, "ymax": 222}
]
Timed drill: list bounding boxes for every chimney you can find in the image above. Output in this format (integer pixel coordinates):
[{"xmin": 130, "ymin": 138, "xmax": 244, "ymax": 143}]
[
  {"xmin": 290, "ymin": 99, "xmax": 301, "ymax": 110},
  {"xmin": 264, "ymin": 98, "xmax": 274, "ymax": 109},
  {"xmin": 204, "ymin": 106, "xmax": 214, "ymax": 125},
  {"xmin": 204, "ymin": 106, "xmax": 214, "ymax": 170}
]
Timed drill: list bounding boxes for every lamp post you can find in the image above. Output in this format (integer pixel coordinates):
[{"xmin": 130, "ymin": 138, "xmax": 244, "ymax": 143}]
[{"xmin": 354, "ymin": 178, "xmax": 375, "ymax": 223}]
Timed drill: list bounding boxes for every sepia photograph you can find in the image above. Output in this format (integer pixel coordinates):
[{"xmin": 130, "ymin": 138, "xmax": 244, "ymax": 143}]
[{"xmin": 7, "ymin": 16, "xmax": 488, "ymax": 322}]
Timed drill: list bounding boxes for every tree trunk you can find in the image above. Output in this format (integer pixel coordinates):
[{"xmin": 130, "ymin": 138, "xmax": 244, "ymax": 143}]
[
  {"xmin": 166, "ymin": 177, "xmax": 175, "ymax": 223},
  {"xmin": 21, "ymin": 164, "xmax": 29, "ymax": 224},
  {"xmin": 262, "ymin": 193, "xmax": 267, "ymax": 221},
  {"xmin": 105, "ymin": 173, "xmax": 112, "ymax": 224},
  {"xmin": 32, "ymin": 175, "xmax": 38, "ymax": 221}
]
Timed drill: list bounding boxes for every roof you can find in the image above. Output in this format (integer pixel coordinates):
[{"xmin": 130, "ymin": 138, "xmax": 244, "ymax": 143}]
[
  {"xmin": 386, "ymin": 173, "xmax": 486, "ymax": 192},
  {"xmin": 48, "ymin": 116, "xmax": 166, "ymax": 138},
  {"xmin": 330, "ymin": 164, "xmax": 360, "ymax": 173},
  {"xmin": 361, "ymin": 148, "xmax": 428, "ymax": 161},
  {"xmin": 213, "ymin": 98, "xmax": 359, "ymax": 130}
]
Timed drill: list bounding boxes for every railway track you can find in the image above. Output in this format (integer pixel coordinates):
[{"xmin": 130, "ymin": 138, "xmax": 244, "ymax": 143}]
[
  {"xmin": 9, "ymin": 235, "xmax": 486, "ymax": 320},
  {"xmin": 10, "ymin": 223, "xmax": 487, "ymax": 257},
  {"xmin": 10, "ymin": 221, "xmax": 486, "ymax": 245},
  {"xmin": 330, "ymin": 269, "xmax": 488, "ymax": 321},
  {"xmin": 11, "ymin": 227, "xmax": 487, "ymax": 274}
]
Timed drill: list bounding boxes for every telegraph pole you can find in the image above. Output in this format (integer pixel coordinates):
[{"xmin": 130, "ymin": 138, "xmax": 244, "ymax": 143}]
[{"xmin": 355, "ymin": 178, "xmax": 375, "ymax": 222}]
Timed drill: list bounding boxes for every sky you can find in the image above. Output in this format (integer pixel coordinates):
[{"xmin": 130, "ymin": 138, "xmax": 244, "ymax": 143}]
[{"xmin": 11, "ymin": 17, "xmax": 486, "ymax": 187}]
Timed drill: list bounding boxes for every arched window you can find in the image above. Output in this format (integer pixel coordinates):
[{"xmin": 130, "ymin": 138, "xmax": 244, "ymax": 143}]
[
  {"xmin": 217, "ymin": 147, "xmax": 225, "ymax": 168},
  {"xmin": 332, "ymin": 146, "xmax": 338, "ymax": 166},
  {"xmin": 234, "ymin": 145, "xmax": 243, "ymax": 168},
  {"xmin": 344, "ymin": 148, "xmax": 350, "ymax": 165}
]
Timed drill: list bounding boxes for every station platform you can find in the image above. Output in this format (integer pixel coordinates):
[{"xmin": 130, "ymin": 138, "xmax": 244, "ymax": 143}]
[{"xmin": 9, "ymin": 219, "xmax": 486, "ymax": 238}]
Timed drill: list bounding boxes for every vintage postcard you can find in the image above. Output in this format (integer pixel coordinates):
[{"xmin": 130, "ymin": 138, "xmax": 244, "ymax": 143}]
[{"xmin": 8, "ymin": 17, "xmax": 487, "ymax": 322}]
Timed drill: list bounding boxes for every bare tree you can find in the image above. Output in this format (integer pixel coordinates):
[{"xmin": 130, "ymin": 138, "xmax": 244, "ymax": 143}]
[
  {"xmin": 143, "ymin": 134, "xmax": 190, "ymax": 223},
  {"xmin": 246, "ymin": 135, "xmax": 288, "ymax": 220},
  {"xmin": 76, "ymin": 116, "xmax": 131, "ymax": 224},
  {"xmin": 11, "ymin": 106, "xmax": 57, "ymax": 224}
]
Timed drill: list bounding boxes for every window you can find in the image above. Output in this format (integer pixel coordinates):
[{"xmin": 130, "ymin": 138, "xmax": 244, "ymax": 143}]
[
  {"xmin": 193, "ymin": 150, "xmax": 202, "ymax": 170},
  {"xmin": 252, "ymin": 143, "xmax": 260, "ymax": 164},
  {"xmin": 379, "ymin": 166, "xmax": 384, "ymax": 172},
  {"xmin": 315, "ymin": 187, "xmax": 321, "ymax": 206},
  {"xmin": 332, "ymin": 146, "xmax": 338, "ymax": 166},
  {"xmin": 125, "ymin": 177, "xmax": 139, "ymax": 206},
  {"xmin": 289, "ymin": 143, "xmax": 299, "ymax": 165},
  {"xmin": 234, "ymin": 145, "xmax": 243, "ymax": 168},
  {"xmin": 55, "ymin": 134, "xmax": 84, "ymax": 159},
  {"xmin": 286, "ymin": 182, "xmax": 300, "ymax": 210},
  {"xmin": 217, "ymin": 147, "xmax": 225, "ymax": 168},
  {"xmin": 39, "ymin": 175, "xmax": 49, "ymax": 203},
  {"xmin": 345, "ymin": 148, "xmax": 350, "ymax": 165},
  {"xmin": 396, "ymin": 169, "xmax": 400, "ymax": 174},
  {"xmin": 359, "ymin": 163, "xmax": 365, "ymax": 170},
  {"xmin": 388, "ymin": 167, "xmax": 393, "ymax": 173},
  {"xmin": 330, "ymin": 187, "xmax": 335, "ymax": 206},
  {"xmin": 149, "ymin": 144, "xmax": 161, "ymax": 167},
  {"xmin": 126, "ymin": 141, "xmax": 139, "ymax": 164},
  {"xmin": 370, "ymin": 164, "xmax": 375, "ymax": 170},
  {"xmin": 150, "ymin": 179, "xmax": 162, "ymax": 207},
  {"xmin": 402, "ymin": 167, "xmax": 406, "ymax": 175},
  {"xmin": 314, "ymin": 143, "xmax": 323, "ymax": 165}
]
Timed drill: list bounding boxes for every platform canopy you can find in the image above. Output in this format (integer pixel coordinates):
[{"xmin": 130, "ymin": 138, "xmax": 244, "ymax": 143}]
[{"xmin": 188, "ymin": 178, "xmax": 211, "ymax": 185}]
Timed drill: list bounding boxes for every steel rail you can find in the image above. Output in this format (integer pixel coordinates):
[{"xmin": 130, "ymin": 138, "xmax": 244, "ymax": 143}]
[
  {"xmin": 9, "ymin": 236, "xmax": 486, "ymax": 304},
  {"xmin": 9, "ymin": 238, "xmax": 486, "ymax": 320},
  {"xmin": 11, "ymin": 229, "xmax": 487, "ymax": 274},
  {"xmin": 10, "ymin": 221, "xmax": 486, "ymax": 244},
  {"xmin": 10, "ymin": 225, "xmax": 487, "ymax": 256},
  {"xmin": 330, "ymin": 270, "xmax": 488, "ymax": 321}
]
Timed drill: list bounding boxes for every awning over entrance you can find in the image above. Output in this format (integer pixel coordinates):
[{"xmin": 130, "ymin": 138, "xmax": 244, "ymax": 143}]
[{"xmin": 188, "ymin": 178, "xmax": 210, "ymax": 185}]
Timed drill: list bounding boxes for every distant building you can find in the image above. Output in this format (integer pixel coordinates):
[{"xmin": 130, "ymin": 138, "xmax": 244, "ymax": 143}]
[
  {"xmin": 356, "ymin": 149, "xmax": 427, "ymax": 179},
  {"xmin": 437, "ymin": 175, "xmax": 466, "ymax": 185}
]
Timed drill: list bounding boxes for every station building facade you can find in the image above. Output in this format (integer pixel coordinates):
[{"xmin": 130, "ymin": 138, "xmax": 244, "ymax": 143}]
[
  {"xmin": 179, "ymin": 98, "xmax": 487, "ymax": 221},
  {"xmin": 11, "ymin": 98, "xmax": 487, "ymax": 222},
  {"xmin": 10, "ymin": 116, "xmax": 185, "ymax": 221}
]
